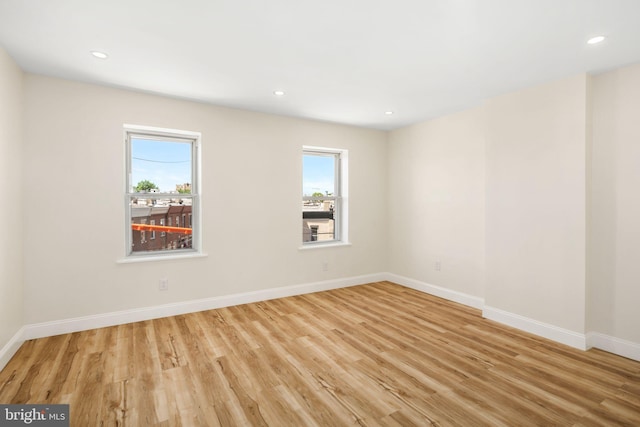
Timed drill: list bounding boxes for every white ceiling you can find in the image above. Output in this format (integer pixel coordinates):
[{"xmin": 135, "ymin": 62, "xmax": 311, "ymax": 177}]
[{"xmin": 1, "ymin": 0, "xmax": 639, "ymax": 130}]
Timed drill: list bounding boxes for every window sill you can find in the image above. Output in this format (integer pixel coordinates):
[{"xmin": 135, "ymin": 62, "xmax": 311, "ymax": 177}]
[
  {"xmin": 298, "ymin": 242, "xmax": 352, "ymax": 251},
  {"xmin": 117, "ymin": 252, "xmax": 208, "ymax": 264}
]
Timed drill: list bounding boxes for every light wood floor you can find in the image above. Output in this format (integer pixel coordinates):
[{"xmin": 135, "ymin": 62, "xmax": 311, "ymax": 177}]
[{"xmin": 1, "ymin": 282, "xmax": 639, "ymax": 426}]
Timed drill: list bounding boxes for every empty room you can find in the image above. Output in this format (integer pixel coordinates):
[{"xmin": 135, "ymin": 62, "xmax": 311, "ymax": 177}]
[{"xmin": 1, "ymin": 1, "xmax": 639, "ymax": 425}]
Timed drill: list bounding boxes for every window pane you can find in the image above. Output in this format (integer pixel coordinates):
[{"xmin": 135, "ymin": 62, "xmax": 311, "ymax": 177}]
[
  {"xmin": 303, "ymin": 151, "xmax": 338, "ymax": 243},
  {"xmin": 302, "ymin": 199, "xmax": 336, "ymax": 242},
  {"xmin": 131, "ymin": 138, "xmax": 192, "ymax": 193},
  {"xmin": 130, "ymin": 197, "xmax": 193, "ymax": 253},
  {"xmin": 302, "ymin": 154, "xmax": 335, "ymax": 197}
]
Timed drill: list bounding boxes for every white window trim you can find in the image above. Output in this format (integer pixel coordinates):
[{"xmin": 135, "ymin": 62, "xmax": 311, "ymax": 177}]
[
  {"xmin": 298, "ymin": 241, "xmax": 352, "ymax": 251},
  {"xmin": 120, "ymin": 124, "xmax": 203, "ymax": 262},
  {"xmin": 117, "ymin": 252, "xmax": 208, "ymax": 264},
  {"xmin": 302, "ymin": 146, "xmax": 349, "ymax": 247}
]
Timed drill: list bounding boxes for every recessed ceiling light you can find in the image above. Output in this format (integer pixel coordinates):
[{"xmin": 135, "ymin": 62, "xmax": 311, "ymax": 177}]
[
  {"xmin": 90, "ymin": 50, "xmax": 109, "ymax": 59},
  {"xmin": 587, "ymin": 35, "xmax": 606, "ymax": 45},
  {"xmin": 273, "ymin": 90, "xmax": 285, "ymax": 96},
  {"xmin": 385, "ymin": 111, "xmax": 394, "ymax": 115}
]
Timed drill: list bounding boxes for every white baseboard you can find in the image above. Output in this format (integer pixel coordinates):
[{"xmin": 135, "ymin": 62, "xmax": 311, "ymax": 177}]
[
  {"xmin": 0, "ymin": 326, "xmax": 25, "ymax": 372},
  {"xmin": 587, "ymin": 332, "xmax": 640, "ymax": 362},
  {"xmin": 483, "ymin": 305, "xmax": 587, "ymax": 350},
  {"xmin": 385, "ymin": 273, "xmax": 485, "ymax": 310},
  {"xmin": 4, "ymin": 271, "xmax": 639, "ymax": 372},
  {"xmin": 22, "ymin": 273, "xmax": 387, "ymax": 341}
]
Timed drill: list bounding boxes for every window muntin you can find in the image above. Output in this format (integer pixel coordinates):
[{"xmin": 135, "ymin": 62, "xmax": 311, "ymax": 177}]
[
  {"xmin": 125, "ymin": 125, "xmax": 200, "ymax": 257},
  {"xmin": 302, "ymin": 148, "xmax": 346, "ymax": 244}
]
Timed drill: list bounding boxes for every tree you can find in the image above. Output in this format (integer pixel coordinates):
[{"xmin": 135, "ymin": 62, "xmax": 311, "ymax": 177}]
[{"xmin": 135, "ymin": 179, "xmax": 158, "ymax": 192}]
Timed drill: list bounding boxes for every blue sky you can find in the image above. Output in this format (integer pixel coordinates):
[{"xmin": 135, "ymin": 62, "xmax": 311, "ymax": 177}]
[
  {"xmin": 303, "ymin": 154, "xmax": 335, "ymax": 196},
  {"xmin": 131, "ymin": 138, "xmax": 191, "ymax": 192}
]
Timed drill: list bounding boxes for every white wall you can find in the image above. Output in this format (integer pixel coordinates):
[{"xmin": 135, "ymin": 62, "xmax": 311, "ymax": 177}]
[
  {"xmin": 0, "ymin": 47, "xmax": 24, "ymax": 358},
  {"xmin": 484, "ymin": 75, "xmax": 589, "ymax": 335},
  {"xmin": 388, "ymin": 70, "xmax": 640, "ymax": 357},
  {"xmin": 387, "ymin": 75, "xmax": 595, "ymax": 347},
  {"xmin": 590, "ymin": 64, "xmax": 640, "ymax": 344},
  {"xmin": 387, "ymin": 108, "xmax": 485, "ymax": 300},
  {"xmin": 22, "ymin": 75, "xmax": 387, "ymax": 324}
]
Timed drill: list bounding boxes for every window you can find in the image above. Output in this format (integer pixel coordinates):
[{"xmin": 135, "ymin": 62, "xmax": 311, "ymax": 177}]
[
  {"xmin": 140, "ymin": 219, "xmax": 147, "ymax": 244},
  {"xmin": 125, "ymin": 125, "xmax": 201, "ymax": 258},
  {"xmin": 302, "ymin": 147, "xmax": 348, "ymax": 245}
]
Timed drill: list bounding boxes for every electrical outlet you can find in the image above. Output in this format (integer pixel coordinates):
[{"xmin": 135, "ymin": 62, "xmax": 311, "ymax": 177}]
[
  {"xmin": 159, "ymin": 278, "xmax": 169, "ymax": 291},
  {"xmin": 435, "ymin": 261, "xmax": 442, "ymax": 271},
  {"xmin": 322, "ymin": 262, "xmax": 329, "ymax": 272}
]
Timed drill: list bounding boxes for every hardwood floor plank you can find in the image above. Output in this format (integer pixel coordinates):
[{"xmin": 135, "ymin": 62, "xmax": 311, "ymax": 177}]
[
  {"xmin": 69, "ymin": 350, "xmax": 106, "ymax": 425},
  {"xmin": 1, "ymin": 281, "xmax": 639, "ymax": 426},
  {"xmin": 100, "ymin": 380, "xmax": 126, "ymax": 425}
]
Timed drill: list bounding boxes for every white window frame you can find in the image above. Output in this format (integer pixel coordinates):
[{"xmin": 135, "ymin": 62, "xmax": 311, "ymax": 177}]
[
  {"xmin": 122, "ymin": 124, "xmax": 203, "ymax": 261},
  {"xmin": 302, "ymin": 146, "xmax": 349, "ymax": 247}
]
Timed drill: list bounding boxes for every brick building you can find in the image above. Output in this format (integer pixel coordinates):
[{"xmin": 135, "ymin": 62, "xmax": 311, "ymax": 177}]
[{"xmin": 131, "ymin": 203, "xmax": 192, "ymax": 252}]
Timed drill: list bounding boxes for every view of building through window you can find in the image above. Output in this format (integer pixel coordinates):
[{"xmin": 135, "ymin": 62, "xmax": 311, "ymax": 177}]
[
  {"xmin": 302, "ymin": 150, "xmax": 340, "ymax": 243},
  {"xmin": 126, "ymin": 130, "xmax": 198, "ymax": 255}
]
